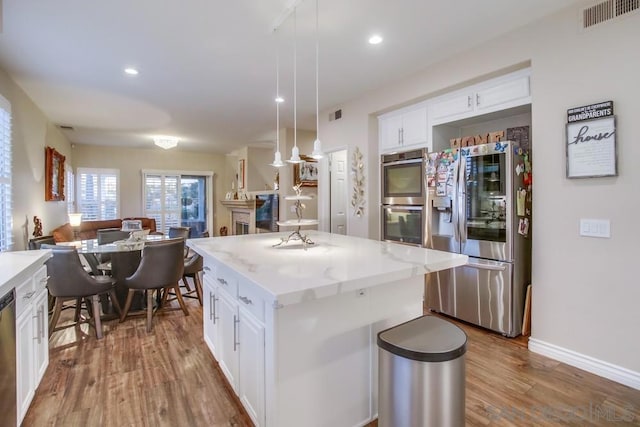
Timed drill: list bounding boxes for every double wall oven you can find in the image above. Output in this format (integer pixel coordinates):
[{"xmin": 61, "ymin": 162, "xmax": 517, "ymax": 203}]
[{"xmin": 381, "ymin": 148, "xmax": 427, "ymax": 246}]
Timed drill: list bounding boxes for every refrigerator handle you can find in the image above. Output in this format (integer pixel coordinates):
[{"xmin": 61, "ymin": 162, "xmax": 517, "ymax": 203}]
[
  {"xmin": 424, "ymin": 171, "xmax": 433, "ymax": 249},
  {"xmin": 466, "ymin": 262, "xmax": 507, "ymax": 271},
  {"xmin": 458, "ymin": 154, "xmax": 467, "ymax": 243},
  {"xmin": 452, "ymin": 160, "xmax": 460, "ymax": 243}
]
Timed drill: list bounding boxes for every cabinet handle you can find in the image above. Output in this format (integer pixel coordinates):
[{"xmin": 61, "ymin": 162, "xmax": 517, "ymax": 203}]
[
  {"xmin": 35, "ymin": 307, "xmax": 42, "ymax": 344},
  {"xmin": 217, "ymin": 277, "xmax": 228, "ymax": 286},
  {"xmin": 468, "ymin": 95, "xmax": 472, "ymax": 108},
  {"xmin": 39, "ymin": 276, "xmax": 50, "ymax": 284},
  {"xmin": 397, "ymin": 128, "xmax": 401, "ymax": 144},
  {"xmin": 209, "ymin": 293, "xmax": 219, "ymax": 324},
  {"xmin": 204, "ymin": 266, "xmax": 211, "ymax": 272},
  {"xmin": 233, "ymin": 315, "xmax": 239, "ymax": 352},
  {"xmin": 476, "ymin": 93, "xmax": 480, "ymax": 106},
  {"xmin": 23, "ymin": 291, "xmax": 36, "ymax": 300},
  {"xmin": 209, "ymin": 292, "xmax": 216, "ymax": 324},
  {"xmin": 41, "ymin": 306, "xmax": 46, "ymax": 340},
  {"xmin": 239, "ymin": 295, "xmax": 252, "ymax": 305}
]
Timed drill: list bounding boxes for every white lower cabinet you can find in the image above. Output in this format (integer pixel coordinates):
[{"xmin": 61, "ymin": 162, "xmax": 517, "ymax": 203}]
[
  {"xmin": 202, "ymin": 258, "xmax": 266, "ymax": 426},
  {"xmin": 202, "ymin": 274, "xmax": 219, "ymax": 358},
  {"xmin": 238, "ymin": 308, "xmax": 265, "ymax": 426},
  {"xmin": 217, "ymin": 289, "xmax": 240, "ymax": 391},
  {"xmin": 13, "ymin": 260, "xmax": 50, "ymax": 426}
]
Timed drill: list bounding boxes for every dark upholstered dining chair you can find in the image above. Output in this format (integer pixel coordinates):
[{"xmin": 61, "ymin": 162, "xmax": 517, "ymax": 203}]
[
  {"xmin": 168, "ymin": 226, "xmax": 191, "ymax": 258},
  {"xmin": 42, "ymin": 244, "xmax": 121, "ymax": 339},
  {"xmin": 181, "ymin": 253, "xmax": 203, "ymax": 305},
  {"xmin": 97, "ymin": 228, "xmax": 131, "ymax": 244},
  {"xmin": 28, "ymin": 235, "xmax": 56, "ymax": 250},
  {"xmin": 119, "ymin": 238, "xmax": 188, "ymax": 332},
  {"xmin": 168, "ymin": 226, "xmax": 191, "ymax": 240}
]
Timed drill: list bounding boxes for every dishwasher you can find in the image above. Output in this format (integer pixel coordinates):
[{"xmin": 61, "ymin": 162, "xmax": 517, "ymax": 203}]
[{"xmin": 0, "ymin": 289, "xmax": 17, "ymax": 427}]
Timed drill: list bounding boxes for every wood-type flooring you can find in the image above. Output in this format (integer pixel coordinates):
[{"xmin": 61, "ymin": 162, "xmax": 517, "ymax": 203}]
[{"xmin": 24, "ymin": 297, "xmax": 640, "ymax": 426}]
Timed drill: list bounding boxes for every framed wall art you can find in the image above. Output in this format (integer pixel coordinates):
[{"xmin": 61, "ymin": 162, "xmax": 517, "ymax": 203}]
[
  {"xmin": 45, "ymin": 146, "xmax": 66, "ymax": 201},
  {"xmin": 238, "ymin": 159, "xmax": 245, "ymax": 189},
  {"xmin": 293, "ymin": 155, "xmax": 318, "ymax": 187},
  {"xmin": 566, "ymin": 116, "xmax": 617, "ymax": 178}
]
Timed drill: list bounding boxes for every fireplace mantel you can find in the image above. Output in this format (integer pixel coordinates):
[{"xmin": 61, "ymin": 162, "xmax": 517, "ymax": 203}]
[{"xmin": 220, "ymin": 199, "xmax": 255, "ymax": 209}]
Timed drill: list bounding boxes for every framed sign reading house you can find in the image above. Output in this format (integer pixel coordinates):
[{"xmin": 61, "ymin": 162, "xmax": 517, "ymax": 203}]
[
  {"xmin": 566, "ymin": 116, "xmax": 617, "ymax": 178},
  {"xmin": 566, "ymin": 101, "xmax": 616, "ymax": 178}
]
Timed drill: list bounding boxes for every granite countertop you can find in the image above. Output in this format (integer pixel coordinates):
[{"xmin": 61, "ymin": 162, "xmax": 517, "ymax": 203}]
[
  {"xmin": 0, "ymin": 250, "xmax": 51, "ymax": 297},
  {"xmin": 188, "ymin": 231, "xmax": 467, "ymax": 307}
]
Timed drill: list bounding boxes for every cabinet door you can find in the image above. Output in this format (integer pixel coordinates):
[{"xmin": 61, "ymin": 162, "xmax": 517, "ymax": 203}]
[
  {"xmin": 400, "ymin": 105, "xmax": 427, "ymax": 147},
  {"xmin": 475, "ymin": 74, "xmax": 530, "ymax": 114},
  {"xmin": 33, "ymin": 289, "xmax": 49, "ymax": 384},
  {"xmin": 428, "ymin": 91, "xmax": 474, "ymax": 124},
  {"xmin": 238, "ymin": 309, "xmax": 266, "ymax": 427},
  {"xmin": 202, "ymin": 278, "xmax": 219, "ymax": 357},
  {"xmin": 218, "ymin": 290, "xmax": 240, "ymax": 392},
  {"xmin": 16, "ymin": 308, "xmax": 35, "ymax": 424},
  {"xmin": 379, "ymin": 113, "xmax": 403, "ymax": 152}
]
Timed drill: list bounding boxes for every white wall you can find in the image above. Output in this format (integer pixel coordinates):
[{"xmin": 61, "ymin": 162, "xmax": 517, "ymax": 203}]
[
  {"xmin": 71, "ymin": 144, "xmax": 225, "ymax": 235},
  {"xmin": 0, "ymin": 67, "xmax": 72, "ymax": 249},
  {"xmin": 319, "ymin": 6, "xmax": 640, "ymax": 379}
]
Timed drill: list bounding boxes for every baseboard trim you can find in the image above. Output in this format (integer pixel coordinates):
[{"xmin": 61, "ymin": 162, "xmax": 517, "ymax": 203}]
[{"xmin": 529, "ymin": 338, "xmax": 640, "ymax": 391}]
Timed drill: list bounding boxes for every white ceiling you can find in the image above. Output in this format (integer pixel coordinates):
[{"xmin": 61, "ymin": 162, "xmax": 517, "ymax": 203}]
[{"xmin": 0, "ymin": 0, "xmax": 583, "ymax": 154}]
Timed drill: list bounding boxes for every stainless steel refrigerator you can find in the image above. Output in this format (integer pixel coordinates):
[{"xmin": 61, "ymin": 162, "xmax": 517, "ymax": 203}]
[{"xmin": 425, "ymin": 141, "xmax": 532, "ymax": 336}]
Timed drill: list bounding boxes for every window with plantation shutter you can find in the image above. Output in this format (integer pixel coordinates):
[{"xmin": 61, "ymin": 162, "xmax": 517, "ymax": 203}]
[
  {"xmin": 66, "ymin": 162, "xmax": 75, "ymax": 214},
  {"xmin": 77, "ymin": 168, "xmax": 119, "ymax": 220},
  {"xmin": 0, "ymin": 95, "xmax": 12, "ymax": 251},
  {"xmin": 143, "ymin": 172, "xmax": 181, "ymax": 234}
]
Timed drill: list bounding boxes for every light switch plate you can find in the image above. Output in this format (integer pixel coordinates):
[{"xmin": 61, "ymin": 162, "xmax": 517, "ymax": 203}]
[{"xmin": 580, "ymin": 219, "xmax": 611, "ymax": 238}]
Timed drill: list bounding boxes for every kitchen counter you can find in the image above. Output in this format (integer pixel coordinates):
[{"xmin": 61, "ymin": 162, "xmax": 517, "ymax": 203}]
[
  {"xmin": 187, "ymin": 231, "xmax": 467, "ymax": 307},
  {"xmin": 0, "ymin": 249, "xmax": 51, "ymax": 297},
  {"xmin": 187, "ymin": 232, "xmax": 467, "ymax": 427}
]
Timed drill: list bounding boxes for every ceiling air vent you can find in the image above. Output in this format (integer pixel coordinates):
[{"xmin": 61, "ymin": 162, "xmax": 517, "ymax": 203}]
[{"xmin": 582, "ymin": 0, "xmax": 639, "ymax": 28}]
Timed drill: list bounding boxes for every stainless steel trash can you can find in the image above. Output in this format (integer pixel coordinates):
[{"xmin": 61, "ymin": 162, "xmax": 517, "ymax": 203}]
[{"xmin": 377, "ymin": 315, "xmax": 467, "ymax": 427}]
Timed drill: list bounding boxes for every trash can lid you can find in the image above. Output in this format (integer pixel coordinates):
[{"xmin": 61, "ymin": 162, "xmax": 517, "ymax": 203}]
[{"xmin": 377, "ymin": 315, "xmax": 467, "ymax": 362}]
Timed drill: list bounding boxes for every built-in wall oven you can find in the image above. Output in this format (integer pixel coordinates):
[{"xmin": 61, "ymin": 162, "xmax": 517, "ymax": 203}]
[{"xmin": 381, "ymin": 148, "xmax": 428, "ymax": 246}]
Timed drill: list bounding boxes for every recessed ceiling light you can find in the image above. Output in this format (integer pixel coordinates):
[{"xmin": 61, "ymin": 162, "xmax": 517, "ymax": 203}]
[
  {"xmin": 275, "ymin": 96, "xmax": 284, "ymax": 103},
  {"xmin": 368, "ymin": 35, "xmax": 383, "ymax": 45},
  {"xmin": 124, "ymin": 68, "xmax": 139, "ymax": 75}
]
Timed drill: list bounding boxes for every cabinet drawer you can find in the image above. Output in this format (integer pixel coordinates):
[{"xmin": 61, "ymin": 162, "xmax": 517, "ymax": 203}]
[
  {"xmin": 15, "ymin": 276, "xmax": 35, "ymax": 317},
  {"xmin": 33, "ymin": 265, "xmax": 48, "ymax": 292},
  {"xmin": 237, "ymin": 278, "xmax": 265, "ymax": 323},
  {"xmin": 212, "ymin": 263, "xmax": 238, "ymax": 297}
]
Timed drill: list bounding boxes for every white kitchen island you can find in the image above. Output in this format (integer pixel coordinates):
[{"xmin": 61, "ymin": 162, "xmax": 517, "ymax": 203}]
[{"xmin": 187, "ymin": 231, "xmax": 467, "ymax": 427}]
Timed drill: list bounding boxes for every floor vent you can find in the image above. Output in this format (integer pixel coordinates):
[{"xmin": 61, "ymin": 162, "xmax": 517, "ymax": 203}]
[{"xmin": 583, "ymin": 0, "xmax": 639, "ymax": 28}]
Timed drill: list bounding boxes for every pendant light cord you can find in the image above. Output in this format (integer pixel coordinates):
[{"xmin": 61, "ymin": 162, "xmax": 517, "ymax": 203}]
[
  {"xmin": 293, "ymin": 8, "xmax": 297, "ymax": 150},
  {"xmin": 276, "ymin": 29, "xmax": 280, "ymax": 153},
  {"xmin": 315, "ymin": 0, "xmax": 319, "ymax": 140}
]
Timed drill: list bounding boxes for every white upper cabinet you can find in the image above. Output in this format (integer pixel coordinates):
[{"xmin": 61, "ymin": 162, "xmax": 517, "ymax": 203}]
[
  {"xmin": 428, "ymin": 68, "xmax": 531, "ymax": 126},
  {"xmin": 379, "ymin": 102, "xmax": 428, "ymax": 153}
]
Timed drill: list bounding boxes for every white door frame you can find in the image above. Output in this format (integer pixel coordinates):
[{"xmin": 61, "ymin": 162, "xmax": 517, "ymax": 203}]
[{"xmin": 318, "ymin": 146, "xmax": 349, "ymax": 234}]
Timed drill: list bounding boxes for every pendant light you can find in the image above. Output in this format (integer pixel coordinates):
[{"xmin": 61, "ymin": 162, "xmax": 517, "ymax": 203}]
[
  {"xmin": 270, "ymin": 28, "xmax": 285, "ymax": 168},
  {"xmin": 310, "ymin": 0, "xmax": 324, "ymax": 159},
  {"xmin": 287, "ymin": 8, "xmax": 303, "ymax": 164}
]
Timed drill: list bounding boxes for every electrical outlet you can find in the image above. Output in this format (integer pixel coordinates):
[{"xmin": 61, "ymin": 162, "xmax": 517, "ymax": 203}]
[{"xmin": 579, "ymin": 219, "xmax": 611, "ymax": 238}]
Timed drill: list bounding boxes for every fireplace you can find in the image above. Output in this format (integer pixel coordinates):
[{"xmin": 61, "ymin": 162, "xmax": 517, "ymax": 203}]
[{"xmin": 232, "ymin": 210, "xmax": 251, "ymax": 235}]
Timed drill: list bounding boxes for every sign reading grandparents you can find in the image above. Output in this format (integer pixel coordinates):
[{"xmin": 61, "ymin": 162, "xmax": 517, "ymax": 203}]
[{"xmin": 566, "ymin": 101, "xmax": 617, "ymax": 178}]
